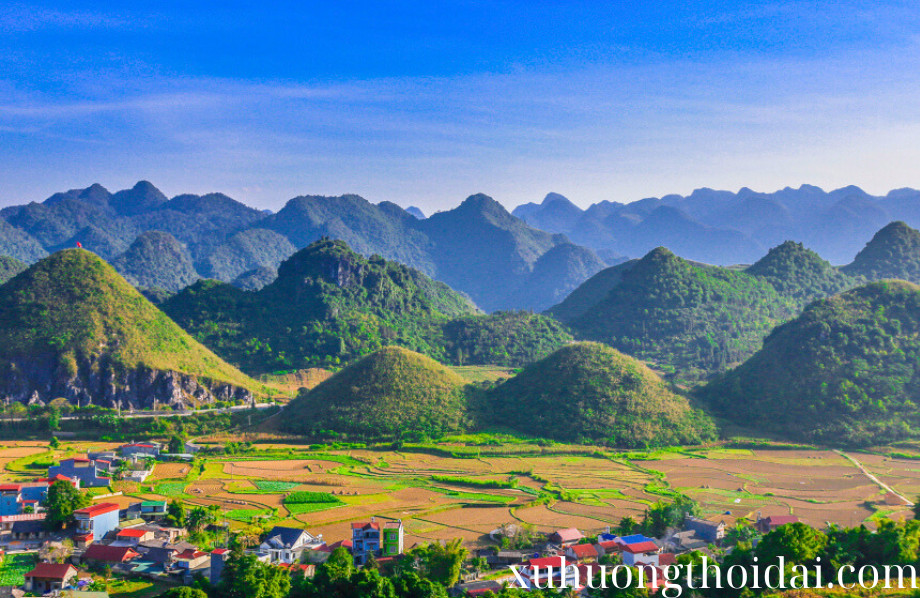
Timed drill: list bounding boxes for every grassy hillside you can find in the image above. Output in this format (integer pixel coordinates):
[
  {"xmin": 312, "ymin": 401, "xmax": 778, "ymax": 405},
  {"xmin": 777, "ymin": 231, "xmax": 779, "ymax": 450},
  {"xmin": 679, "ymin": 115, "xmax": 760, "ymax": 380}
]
[
  {"xmin": 485, "ymin": 342, "xmax": 717, "ymax": 446},
  {"xmin": 746, "ymin": 241, "xmax": 856, "ymax": 306},
  {"xmin": 0, "ymin": 256, "xmax": 27, "ymax": 285},
  {"xmin": 561, "ymin": 247, "xmax": 793, "ymax": 377},
  {"xmin": 283, "ymin": 347, "xmax": 468, "ymax": 439},
  {"xmin": 842, "ymin": 221, "xmax": 920, "ymax": 283},
  {"xmin": 0, "ymin": 249, "xmax": 261, "ymax": 399},
  {"xmin": 702, "ymin": 281, "xmax": 920, "ymax": 445}
]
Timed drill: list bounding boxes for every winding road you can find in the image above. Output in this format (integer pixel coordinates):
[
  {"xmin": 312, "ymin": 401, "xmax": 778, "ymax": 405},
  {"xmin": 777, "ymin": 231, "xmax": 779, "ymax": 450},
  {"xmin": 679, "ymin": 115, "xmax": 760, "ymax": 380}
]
[{"xmin": 834, "ymin": 449, "xmax": 914, "ymax": 506}]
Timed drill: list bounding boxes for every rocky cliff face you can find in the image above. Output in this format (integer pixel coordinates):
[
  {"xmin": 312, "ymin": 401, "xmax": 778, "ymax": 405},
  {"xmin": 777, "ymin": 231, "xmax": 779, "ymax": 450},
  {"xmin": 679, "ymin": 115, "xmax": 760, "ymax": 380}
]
[{"xmin": 0, "ymin": 354, "xmax": 252, "ymax": 410}]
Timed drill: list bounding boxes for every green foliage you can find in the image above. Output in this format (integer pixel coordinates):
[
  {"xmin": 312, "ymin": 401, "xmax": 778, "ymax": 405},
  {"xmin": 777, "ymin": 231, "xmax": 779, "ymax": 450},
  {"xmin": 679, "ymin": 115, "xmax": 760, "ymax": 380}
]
[
  {"xmin": 163, "ymin": 239, "xmax": 479, "ymax": 374},
  {"xmin": 0, "ymin": 255, "xmax": 27, "ymax": 285},
  {"xmin": 746, "ymin": 241, "xmax": 856, "ymax": 306},
  {"xmin": 284, "ymin": 347, "xmax": 468, "ymax": 440},
  {"xmin": 0, "ymin": 249, "xmax": 264, "ymax": 401},
  {"xmin": 0, "ymin": 552, "xmax": 37, "ymax": 586},
  {"xmin": 440, "ymin": 311, "xmax": 573, "ymax": 367},
  {"xmin": 429, "ymin": 475, "xmax": 517, "ymax": 489},
  {"xmin": 217, "ymin": 545, "xmax": 291, "ymax": 598},
  {"xmin": 398, "ymin": 538, "xmax": 468, "ymax": 587},
  {"xmin": 283, "ymin": 491, "xmax": 342, "ymax": 504},
  {"xmin": 43, "ymin": 479, "xmax": 90, "ymax": 529},
  {"xmin": 159, "ymin": 587, "xmax": 209, "ymax": 598},
  {"xmin": 843, "ymin": 221, "xmax": 920, "ymax": 283},
  {"xmin": 112, "ymin": 231, "xmax": 200, "ymax": 292},
  {"xmin": 555, "ymin": 247, "xmax": 795, "ymax": 377},
  {"xmin": 703, "ymin": 280, "xmax": 920, "ymax": 445},
  {"xmin": 486, "ymin": 342, "xmax": 717, "ymax": 447}
]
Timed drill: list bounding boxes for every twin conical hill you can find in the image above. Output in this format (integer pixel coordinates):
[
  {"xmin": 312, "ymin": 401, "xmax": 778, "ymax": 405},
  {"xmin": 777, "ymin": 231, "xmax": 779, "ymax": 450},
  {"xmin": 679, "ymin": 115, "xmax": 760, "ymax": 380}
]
[
  {"xmin": 702, "ymin": 281, "xmax": 920, "ymax": 445},
  {"xmin": 842, "ymin": 221, "xmax": 920, "ymax": 283},
  {"xmin": 746, "ymin": 240, "xmax": 855, "ymax": 305},
  {"xmin": 283, "ymin": 347, "xmax": 467, "ymax": 439},
  {"xmin": 0, "ymin": 249, "xmax": 261, "ymax": 408},
  {"xmin": 485, "ymin": 342, "xmax": 716, "ymax": 446}
]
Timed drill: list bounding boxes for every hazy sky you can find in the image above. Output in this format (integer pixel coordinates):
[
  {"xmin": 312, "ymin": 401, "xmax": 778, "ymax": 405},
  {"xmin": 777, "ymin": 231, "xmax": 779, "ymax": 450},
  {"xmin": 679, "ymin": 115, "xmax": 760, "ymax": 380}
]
[{"xmin": 2, "ymin": 1, "xmax": 920, "ymax": 212}]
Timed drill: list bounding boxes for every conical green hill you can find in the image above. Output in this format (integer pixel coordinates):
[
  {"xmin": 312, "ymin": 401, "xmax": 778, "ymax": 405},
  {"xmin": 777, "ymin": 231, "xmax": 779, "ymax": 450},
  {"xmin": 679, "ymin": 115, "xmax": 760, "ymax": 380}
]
[
  {"xmin": 284, "ymin": 346, "xmax": 467, "ymax": 439},
  {"xmin": 0, "ymin": 249, "xmax": 262, "ymax": 408},
  {"xmin": 487, "ymin": 342, "xmax": 716, "ymax": 446}
]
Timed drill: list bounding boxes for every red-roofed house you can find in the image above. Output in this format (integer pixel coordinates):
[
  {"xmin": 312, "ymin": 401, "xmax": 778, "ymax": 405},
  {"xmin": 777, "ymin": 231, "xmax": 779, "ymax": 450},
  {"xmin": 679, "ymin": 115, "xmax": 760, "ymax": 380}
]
[
  {"xmin": 566, "ymin": 543, "xmax": 599, "ymax": 562},
  {"xmin": 757, "ymin": 515, "xmax": 801, "ymax": 533},
  {"xmin": 352, "ymin": 519, "xmax": 381, "ymax": 566},
  {"xmin": 596, "ymin": 540, "xmax": 622, "ymax": 557},
  {"xmin": 116, "ymin": 527, "xmax": 154, "ymax": 545},
  {"xmin": 549, "ymin": 527, "xmax": 584, "ymax": 547},
  {"xmin": 74, "ymin": 502, "xmax": 120, "ymax": 547},
  {"xmin": 622, "ymin": 541, "xmax": 661, "ymax": 566},
  {"xmin": 24, "ymin": 563, "xmax": 78, "ymax": 593},
  {"xmin": 175, "ymin": 548, "xmax": 210, "ymax": 570},
  {"xmin": 83, "ymin": 544, "xmax": 140, "ymax": 564},
  {"xmin": 658, "ymin": 553, "xmax": 677, "ymax": 567}
]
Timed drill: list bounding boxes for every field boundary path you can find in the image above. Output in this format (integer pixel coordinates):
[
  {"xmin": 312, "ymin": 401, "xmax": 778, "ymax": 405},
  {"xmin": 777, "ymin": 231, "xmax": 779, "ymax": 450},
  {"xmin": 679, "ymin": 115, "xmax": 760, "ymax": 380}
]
[{"xmin": 834, "ymin": 450, "xmax": 914, "ymax": 506}]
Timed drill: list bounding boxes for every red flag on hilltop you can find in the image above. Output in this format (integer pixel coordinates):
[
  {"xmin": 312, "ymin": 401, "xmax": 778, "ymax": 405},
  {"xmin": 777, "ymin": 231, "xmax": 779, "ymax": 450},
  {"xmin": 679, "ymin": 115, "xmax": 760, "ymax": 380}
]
[{"xmin": 76, "ymin": 242, "xmax": 83, "ymax": 248}]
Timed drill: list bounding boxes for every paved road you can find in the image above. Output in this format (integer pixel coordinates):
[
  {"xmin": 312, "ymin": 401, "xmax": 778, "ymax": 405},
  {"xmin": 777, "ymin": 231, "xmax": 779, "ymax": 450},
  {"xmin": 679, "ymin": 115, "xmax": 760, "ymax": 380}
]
[
  {"xmin": 835, "ymin": 449, "xmax": 914, "ymax": 506},
  {"xmin": 6, "ymin": 403, "xmax": 278, "ymax": 423}
]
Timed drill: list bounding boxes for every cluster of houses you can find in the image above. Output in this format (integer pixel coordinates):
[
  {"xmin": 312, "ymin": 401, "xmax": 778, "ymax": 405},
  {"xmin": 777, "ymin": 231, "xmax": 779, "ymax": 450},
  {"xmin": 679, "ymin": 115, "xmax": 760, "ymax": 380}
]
[{"xmin": 456, "ymin": 512, "xmax": 802, "ymax": 596}]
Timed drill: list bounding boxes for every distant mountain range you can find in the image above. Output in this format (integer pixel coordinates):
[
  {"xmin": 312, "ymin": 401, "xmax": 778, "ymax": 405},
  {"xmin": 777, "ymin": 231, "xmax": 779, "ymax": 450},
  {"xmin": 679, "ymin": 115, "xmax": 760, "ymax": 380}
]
[
  {"xmin": 514, "ymin": 185, "xmax": 920, "ymax": 265},
  {"xmin": 0, "ymin": 182, "xmax": 607, "ymax": 311}
]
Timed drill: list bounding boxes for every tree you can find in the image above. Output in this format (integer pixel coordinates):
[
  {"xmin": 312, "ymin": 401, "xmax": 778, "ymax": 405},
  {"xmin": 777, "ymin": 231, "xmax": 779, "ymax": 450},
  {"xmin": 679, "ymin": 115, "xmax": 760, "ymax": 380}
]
[
  {"xmin": 43, "ymin": 480, "xmax": 89, "ymax": 529},
  {"xmin": 166, "ymin": 499, "xmax": 186, "ymax": 528},
  {"xmin": 168, "ymin": 434, "xmax": 187, "ymax": 454},
  {"xmin": 159, "ymin": 588, "xmax": 208, "ymax": 598},
  {"xmin": 755, "ymin": 522, "xmax": 827, "ymax": 566},
  {"xmin": 618, "ymin": 516, "xmax": 638, "ymax": 535},
  {"xmin": 401, "ymin": 539, "xmax": 468, "ymax": 587},
  {"xmin": 217, "ymin": 545, "xmax": 291, "ymax": 598},
  {"xmin": 187, "ymin": 505, "xmax": 219, "ymax": 532},
  {"xmin": 49, "ymin": 436, "xmax": 60, "ymax": 450}
]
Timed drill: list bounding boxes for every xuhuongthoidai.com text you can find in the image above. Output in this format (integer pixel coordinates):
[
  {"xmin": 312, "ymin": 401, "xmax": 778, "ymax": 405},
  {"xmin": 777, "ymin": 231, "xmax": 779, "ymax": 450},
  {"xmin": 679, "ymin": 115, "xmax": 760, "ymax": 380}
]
[{"xmin": 510, "ymin": 556, "xmax": 920, "ymax": 597}]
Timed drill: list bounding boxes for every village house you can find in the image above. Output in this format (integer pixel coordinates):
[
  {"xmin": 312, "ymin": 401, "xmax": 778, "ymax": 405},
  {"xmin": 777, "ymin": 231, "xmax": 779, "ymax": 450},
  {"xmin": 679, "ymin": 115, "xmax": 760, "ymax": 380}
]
[
  {"xmin": 48, "ymin": 458, "xmax": 110, "ymax": 488},
  {"xmin": 136, "ymin": 540, "xmax": 198, "ymax": 567},
  {"xmin": 140, "ymin": 500, "xmax": 167, "ymax": 517},
  {"xmin": 82, "ymin": 544, "xmax": 141, "ymax": 566},
  {"xmin": 210, "ymin": 548, "xmax": 231, "ymax": 583},
  {"xmin": 23, "ymin": 562, "xmax": 78, "ymax": 594},
  {"xmin": 549, "ymin": 528, "xmax": 584, "ymax": 548},
  {"xmin": 352, "ymin": 519, "xmax": 381, "ymax": 566},
  {"xmin": 756, "ymin": 514, "xmax": 800, "ymax": 533},
  {"xmin": 685, "ymin": 515, "xmax": 726, "ymax": 544},
  {"xmin": 119, "ymin": 443, "xmax": 161, "ymax": 459},
  {"xmin": 259, "ymin": 526, "xmax": 322, "ymax": 564},
  {"xmin": 615, "ymin": 534, "xmax": 657, "ymax": 547},
  {"xmin": 0, "ymin": 512, "xmax": 45, "ymax": 533},
  {"xmin": 9, "ymin": 520, "xmax": 50, "ymax": 541},
  {"xmin": 595, "ymin": 540, "xmax": 622, "ymax": 558},
  {"xmin": 381, "ymin": 520, "xmax": 404, "ymax": 557},
  {"xmin": 73, "ymin": 503, "xmax": 121, "ymax": 547},
  {"xmin": 173, "ymin": 548, "xmax": 210, "ymax": 572},
  {"xmin": 565, "ymin": 543, "xmax": 598, "ymax": 562},
  {"xmin": 622, "ymin": 541, "xmax": 662, "ymax": 566},
  {"xmin": 113, "ymin": 527, "xmax": 154, "ymax": 546}
]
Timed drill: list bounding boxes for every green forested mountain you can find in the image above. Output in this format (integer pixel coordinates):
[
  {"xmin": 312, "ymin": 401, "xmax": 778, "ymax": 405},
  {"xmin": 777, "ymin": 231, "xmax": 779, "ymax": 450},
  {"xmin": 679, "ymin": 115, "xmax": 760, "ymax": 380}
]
[
  {"xmin": 162, "ymin": 239, "xmax": 478, "ymax": 373},
  {"xmin": 546, "ymin": 259, "xmax": 638, "ymax": 322},
  {"xmin": 842, "ymin": 221, "xmax": 920, "ymax": 283},
  {"xmin": 163, "ymin": 239, "xmax": 572, "ymax": 373},
  {"xmin": 111, "ymin": 231, "xmax": 200, "ymax": 292},
  {"xmin": 702, "ymin": 281, "xmax": 920, "ymax": 445},
  {"xmin": 554, "ymin": 247, "xmax": 793, "ymax": 377},
  {"xmin": 0, "ymin": 219, "xmax": 47, "ymax": 262},
  {"xmin": 0, "ymin": 256, "xmax": 27, "ymax": 284},
  {"xmin": 440, "ymin": 311, "xmax": 573, "ymax": 367},
  {"xmin": 283, "ymin": 347, "xmax": 468, "ymax": 439},
  {"xmin": 485, "ymin": 342, "xmax": 717, "ymax": 446},
  {"xmin": 0, "ymin": 249, "xmax": 261, "ymax": 408},
  {"xmin": 197, "ymin": 228, "xmax": 296, "ymax": 281},
  {"xmin": 745, "ymin": 240, "xmax": 856, "ymax": 306}
]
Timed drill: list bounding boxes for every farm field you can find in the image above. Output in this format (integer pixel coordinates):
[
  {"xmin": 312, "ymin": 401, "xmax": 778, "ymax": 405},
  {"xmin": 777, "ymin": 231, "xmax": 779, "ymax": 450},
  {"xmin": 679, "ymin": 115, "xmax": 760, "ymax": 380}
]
[{"xmin": 1, "ymin": 440, "xmax": 916, "ymax": 549}]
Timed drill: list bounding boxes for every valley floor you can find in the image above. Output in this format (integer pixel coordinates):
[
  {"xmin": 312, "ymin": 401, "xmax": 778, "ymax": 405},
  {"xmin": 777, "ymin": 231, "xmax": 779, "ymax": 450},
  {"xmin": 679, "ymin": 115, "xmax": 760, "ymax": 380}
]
[{"xmin": 2, "ymin": 436, "xmax": 917, "ymax": 550}]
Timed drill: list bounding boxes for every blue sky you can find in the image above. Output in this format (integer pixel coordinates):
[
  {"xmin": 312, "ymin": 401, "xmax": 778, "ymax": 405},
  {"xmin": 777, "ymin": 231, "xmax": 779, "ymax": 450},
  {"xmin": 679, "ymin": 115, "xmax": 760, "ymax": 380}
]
[{"xmin": 2, "ymin": 1, "xmax": 920, "ymax": 211}]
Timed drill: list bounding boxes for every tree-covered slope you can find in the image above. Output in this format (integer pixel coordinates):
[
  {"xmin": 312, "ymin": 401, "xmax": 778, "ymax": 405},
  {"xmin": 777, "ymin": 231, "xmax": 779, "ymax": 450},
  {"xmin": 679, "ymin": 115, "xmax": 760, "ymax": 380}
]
[
  {"xmin": 500, "ymin": 243, "xmax": 607, "ymax": 311},
  {"xmin": 112, "ymin": 231, "xmax": 200, "ymax": 292},
  {"xmin": 0, "ymin": 249, "xmax": 261, "ymax": 408},
  {"xmin": 746, "ymin": 241, "xmax": 856, "ymax": 306},
  {"xmin": 0, "ymin": 219, "xmax": 47, "ymax": 263},
  {"xmin": 283, "ymin": 347, "xmax": 468, "ymax": 439},
  {"xmin": 561, "ymin": 247, "xmax": 793, "ymax": 377},
  {"xmin": 485, "ymin": 342, "xmax": 716, "ymax": 446},
  {"xmin": 702, "ymin": 281, "xmax": 920, "ymax": 446},
  {"xmin": 546, "ymin": 259, "xmax": 638, "ymax": 323},
  {"xmin": 440, "ymin": 311, "xmax": 573, "ymax": 367},
  {"xmin": 0, "ymin": 256, "xmax": 27, "ymax": 285},
  {"xmin": 842, "ymin": 221, "xmax": 920, "ymax": 283},
  {"xmin": 162, "ymin": 239, "xmax": 479, "ymax": 373},
  {"xmin": 197, "ymin": 228, "xmax": 297, "ymax": 281}
]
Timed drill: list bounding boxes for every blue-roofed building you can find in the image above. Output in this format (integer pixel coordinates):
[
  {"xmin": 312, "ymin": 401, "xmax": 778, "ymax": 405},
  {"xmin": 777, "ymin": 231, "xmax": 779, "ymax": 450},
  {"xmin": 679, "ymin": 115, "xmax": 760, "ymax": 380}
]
[
  {"xmin": 616, "ymin": 534, "xmax": 657, "ymax": 545},
  {"xmin": 48, "ymin": 458, "xmax": 110, "ymax": 488}
]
